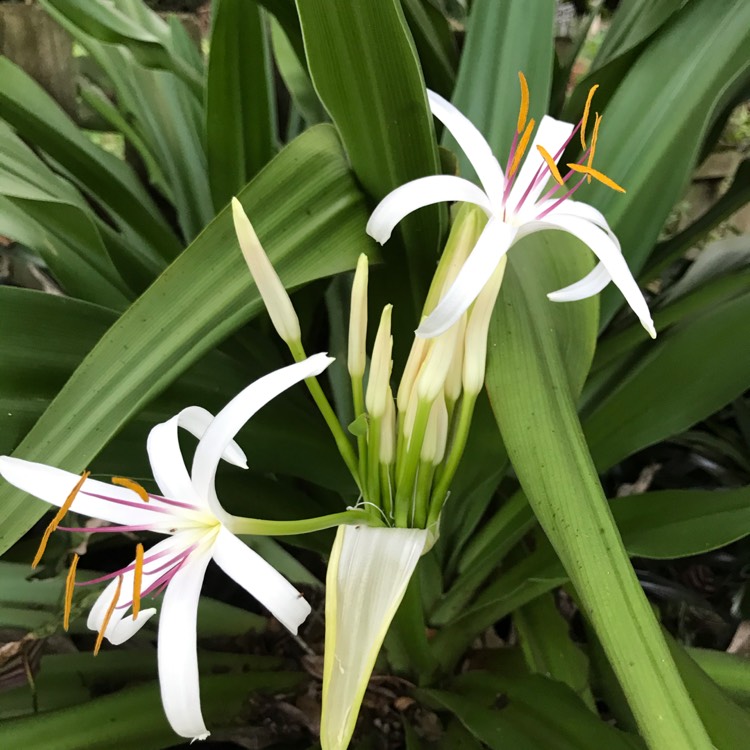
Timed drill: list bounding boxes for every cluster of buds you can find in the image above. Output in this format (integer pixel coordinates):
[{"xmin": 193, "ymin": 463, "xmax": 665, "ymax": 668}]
[
  {"xmin": 233, "ymin": 196, "xmax": 500, "ymax": 533},
  {"xmin": 348, "ymin": 203, "xmax": 501, "ymax": 531}
]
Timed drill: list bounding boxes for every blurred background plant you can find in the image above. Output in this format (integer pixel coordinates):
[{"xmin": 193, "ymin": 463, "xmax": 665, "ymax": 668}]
[{"xmin": 0, "ymin": 0, "xmax": 748, "ymax": 748}]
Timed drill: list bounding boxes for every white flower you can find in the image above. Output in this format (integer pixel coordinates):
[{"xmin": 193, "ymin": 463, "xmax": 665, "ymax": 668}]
[
  {"xmin": 0, "ymin": 354, "xmax": 333, "ymax": 741},
  {"xmin": 366, "ymin": 82, "xmax": 655, "ymax": 340}
]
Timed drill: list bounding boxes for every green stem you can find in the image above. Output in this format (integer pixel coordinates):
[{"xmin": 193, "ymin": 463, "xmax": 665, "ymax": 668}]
[
  {"xmin": 351, "ymin": 374, "xmax": 368, "ymax": 494},
  {"xmin": 227, "ymin": 509, "xmax": 372, "ymax": 536},
  {"xmin": 395, "ymin": 400, "xmax": 432, "ymax": 527},
  {"xmin": 427, "ymin": 393, "xmax": 477, "ymax": 526},
  {"xmin": 288, "ymin": 340, "xmax": 362, "ymax": 491},
  {"xmin": 366, "ymin": 416, "xmax": 382, "ymax": 516},
  {"xmin": 413, "ymin": 461, "xmax": 435, "ymax": 529},
  {"xmin": 380, "ymin": 462, "xmax": 394, "ymax": 521}
]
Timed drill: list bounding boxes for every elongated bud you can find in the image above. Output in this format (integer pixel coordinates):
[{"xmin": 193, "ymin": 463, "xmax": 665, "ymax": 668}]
[
  {"xmin": 365, "ymin": 305, "xmax": 393, "ymax": 419},
  {"xmin": 463, "ymin": 256, "xmax": 507, "ymax": 395},
  {"xmin": 396, "ymin": 336, "xmax": 428, "ymax": 413},
  {"xmin": 421, "ymin": 395, "xmax": 448, "ymax": 464},
  {"xmin": 423, "ymin": 203, "xmax": 487, "ymax": 317},
  {"xmin": 348, "ymin": 254, "xmax": 369, "ymax": 378},
  {"xmin": 232, "ymin": 198, "xmax": 300, "ymax": 344},
  {"xmin": 416, "ymin": 323, "xmax": 461, "ymax": 403},
  {"xmin": 379, "ymin": 389, "xmax": 396, "ymax": 464},
  {"xmin": 443, "ymin": 313, "xmax": 467, "ymax": 405}
]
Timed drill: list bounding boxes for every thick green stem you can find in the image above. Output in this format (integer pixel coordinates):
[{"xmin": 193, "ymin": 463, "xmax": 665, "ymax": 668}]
[
  {"xmin": 288, "ymin": 340, "xmax": 362, "ymax": 491},
  {"xmin": 395, "ymin": 400, "xmax": 432, "ymax": 527},
  {"xmin": 413, "ymin": 461, "xmax": 435, "ymax": 528},
  {"xmin": 227, "ymin": 509, "xmax": 372, "ymax": 536},
  {"xmin": 351, "ymin": 374, "xmax": 368, "ymax": 493}
]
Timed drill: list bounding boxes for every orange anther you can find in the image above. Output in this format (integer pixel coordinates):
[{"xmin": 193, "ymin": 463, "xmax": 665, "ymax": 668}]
[
  {"xmin": 537, "ymin": 145, "xmax": 566, "ymax": 186},
  {"xmin": 567, "ymin": 163, "xmax": 626, "ymax": 193},
  {"xmin": 581, "ymin": 84, "xmax": 599, "ymax": 150},
  {"xmin": 586, "ymin": 113, "xmax": 602, "ymax": 182},
  {"xmin": 63, "ymin": 553, "xmax": 79, "ymax": 631},
  {"xmin": 132, "ymin": 543, "xmax": 144, "ymax": 619},
  {"xmin": 509, "ymin": 118, "xmax": 535, "ymax": 177},
  {"xmin": 94, "ymin": 575, "xmax": 123, "ymax": 656},
  {"xmin": 517, "ymin": 71, "xmax": 530, "ymax": 134},
  {"xmin": 32, "ymin": 471, "xmax": 90, "ymax": 569},
  {"xmin": 112, "ymin": 477, "xmax": 150, "ymax": 503}
]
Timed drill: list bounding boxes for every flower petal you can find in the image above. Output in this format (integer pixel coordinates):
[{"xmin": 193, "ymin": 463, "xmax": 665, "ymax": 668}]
[
  {"xmin": 427, "ymin": 90, "xmax": 506, "ymax": 206},
  {"xmin": 508, "ymin": 115, "xmax": 575, "ymax": 213},
  {"xmin": 147, "ymin": 406, "xmax": 247, "ymax": 507},
  {"xmin": 211, "ymin": 526, "xmax": 311, "ymax": 633},
  {"xmin": 321, "ymin": 525, "xmax": 429, "ymax": 750},
  {"xmin": 87, "ymin": 534, "xmax": 196, "ymax": 640},
  {"xmin": 416, "ymin": 218, "xmax": 517, "ymax": 338},
  {"xmin": 548, "ymin": 262, "xmax": 612, "ymax": 302},
  {"xmin": 366, "ymin": 175, "xmax": 494, "ymax": 245},
  {"xmin": 191, "ymin": 354, "xmax": 334, "ymax": 519},
  {"xmin": 517, "ymin": 216, "xmax": 656, "ymax": 337},
  {"xmin": 0, "ymin": 456, "xmax": 159, "ymax": 527},
  {"xmin": 157, "ymin": 544, "xmax": 213, "ymax": 740}
]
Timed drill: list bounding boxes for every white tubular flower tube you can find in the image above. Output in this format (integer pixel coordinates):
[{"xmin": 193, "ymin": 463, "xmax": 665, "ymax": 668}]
[
  {"xmin": 416, "ymin": 322, "xmax": 461, "ymax": 403},
  {"xmin": 321, "ymin": 525, "xmax": 430, "ymax": 750},
  {"xmin": 365, "ymin": 305, "xmax": 393, "ymax": 419},
  {"xmin": 379, "ymin": 390, "xmax": 396, "ymax": 465},
  {"xmin": 348, "ymin": 254, "xmax": 369, "ymax": 379},
  {"xmin": 421, "ymin": 396, "xmax": 448, "ymax": 464},
  {"xmin": 396, "ymin": 336, "xmax": 428, "ymax": 414},
  {"xmin": 463, "ymin": 256, "xmax": 508, "ymax": 395},
  {"xmin": 231, "ymin": 198, "xmax": 301, "ymax": 345}
]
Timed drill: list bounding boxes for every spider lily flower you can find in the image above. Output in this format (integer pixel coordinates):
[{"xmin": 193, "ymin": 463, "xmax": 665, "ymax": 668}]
[
  {"xmin": 366, "ymin": 74, "xmax": 655, "ymax": 340},
  {"xmin": 0, "ymin": 355, "xmax": 334, "ymax": 741}
]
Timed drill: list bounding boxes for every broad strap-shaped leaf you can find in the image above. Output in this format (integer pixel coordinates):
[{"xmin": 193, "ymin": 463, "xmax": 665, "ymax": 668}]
[
  {"xmin": 297, "ymin": 0, "xmax": 444, "ymax": 307},
  {"xmin": 206, "ymin": 0, "xmax": 276, "ymax": 210},
  {"xmin": 581, "ymin": 0, "xmax": 750, "ymax": 325},
  {"xmin": 0, "ymin": 56, "xmax": 181, "ymax": 259},
  {"xmin": 0, "ymin": 125, "xmax": 375, "ymax": 554},
  {"xmin": 445, "ymin": 0, "xmax": 556, "ymax": 180},
  {"xmin": 485, "ymin": 231, "xmax": 712, "ymax": 749}
]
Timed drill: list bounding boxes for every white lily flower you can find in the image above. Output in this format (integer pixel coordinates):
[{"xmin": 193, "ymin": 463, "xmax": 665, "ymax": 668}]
[
  {"xmin": 0, "ymin": 354, "xmax": 333, "ymax": 741},
  {"xmin": 366, "ymin": 78, "xmax": 655, "ymax": 340},
  {"xmin": 321, "ymin": 525, "xmax": 431, "ymax": 750}
]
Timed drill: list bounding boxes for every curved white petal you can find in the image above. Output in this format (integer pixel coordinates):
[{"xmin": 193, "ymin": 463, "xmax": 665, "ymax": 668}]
[
  {"xmin": 508, "ymin": 115, "xmax": 575, "ymax": 213},
  {"xmin": 0, "ymin": 456, "xmax": 160, "ymax": 527},
  {"xmin": 211, "ymin": 526, "xmax": 311, "ymax": 633},
  {"xmin": 87, "ymin": 534, "xmax": 196, "ymax": 638},
  {"xmin": 548, "ymin": 262, "xmax": 612, "ymax": 301},
  {"xmin": 158, "ymin": 545, "xmax": 213, "ymax": 740},
  {"xmin": 191, "ymin": 355, "xmax": 334, "ymax": 518},
  {"xmin": 147, "ymin": 406, "xmax": 247, "ymax": 507},
  {"xmin": 518, "ymin": 217, "xmax": 656, "ymax": 338},
  {"xmin": 427, "ymin": 90, "xmax": 505, "ymax": 206},
  {"xmin": 366, "ymin": 176, "xmax": 494, "ymax": 244},
  {"xmin": 321, "ymin": 525, "xmax": 429, "ymax": 750},
  {"xmin": 416, "ymin": 219, "xmax": 517, "ymax": 338}
]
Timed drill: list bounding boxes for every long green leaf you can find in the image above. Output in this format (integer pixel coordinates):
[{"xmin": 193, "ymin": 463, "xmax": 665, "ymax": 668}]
[
  {"xmin": 445, "ymin": 0, "xmax": 556, "ymax": 182},
  {"xmin": 297, "ymin": 0, "xmax": 443, "ymax": 308},
  {"xmin": 0, "ymin": 56, "xmax": 181, "ymax": 259},
  {"xmin": 0, "ymin": 125, "xmax": 374, "ymax": 554},
  {"xmin": 581, "ymin": 0, "xmax": 750, "ymax": 326},
  {"xmin": 0, "ymin": 672, "xmax": 301, "ymax": 749},
  {"xmin": 485, "ymin": 232, "xmax": 711, "ymax": 749},
  {"xmin": 206, "ymin": 0, "xmax": 275, "ymax": 210}
]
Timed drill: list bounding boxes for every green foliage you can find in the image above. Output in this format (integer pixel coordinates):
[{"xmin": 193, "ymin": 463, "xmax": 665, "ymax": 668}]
[{"xmin": 0, "ymin": 0, "xmax": 749, "ymax": 747}]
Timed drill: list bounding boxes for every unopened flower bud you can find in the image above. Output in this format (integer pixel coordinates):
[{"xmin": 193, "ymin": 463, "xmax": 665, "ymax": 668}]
[
  {"xmin": 416, "ymin": 323, "xmax": 461, "ymax": 403},
  {"xmin": 348, "ymin": 254, "xmax": 369, "ymax": 378},
  {"xmin": 396, "ymin": 336, "xmax": 427, "ymax": 413},
  {"xmin": 443, "ymin": 313, "xmax": 466, "ymax": 405},
  {"xmin": 420, "ymin": 396, "xmax": 448, "ymax": 464},
  {"xmin": 232, "ymin": 198, "xmax": 300, "ymax": 344},
  {"xmin": 365, "ymin": 305, "xmax": 392, "ymax": 419},
  {"xmin": 463, "ymin": 256, "xmax": 507, "ymax": 395},
  {"xmin": 379, "ymin": 389, "xmax": 396, "ymax": 464}
]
